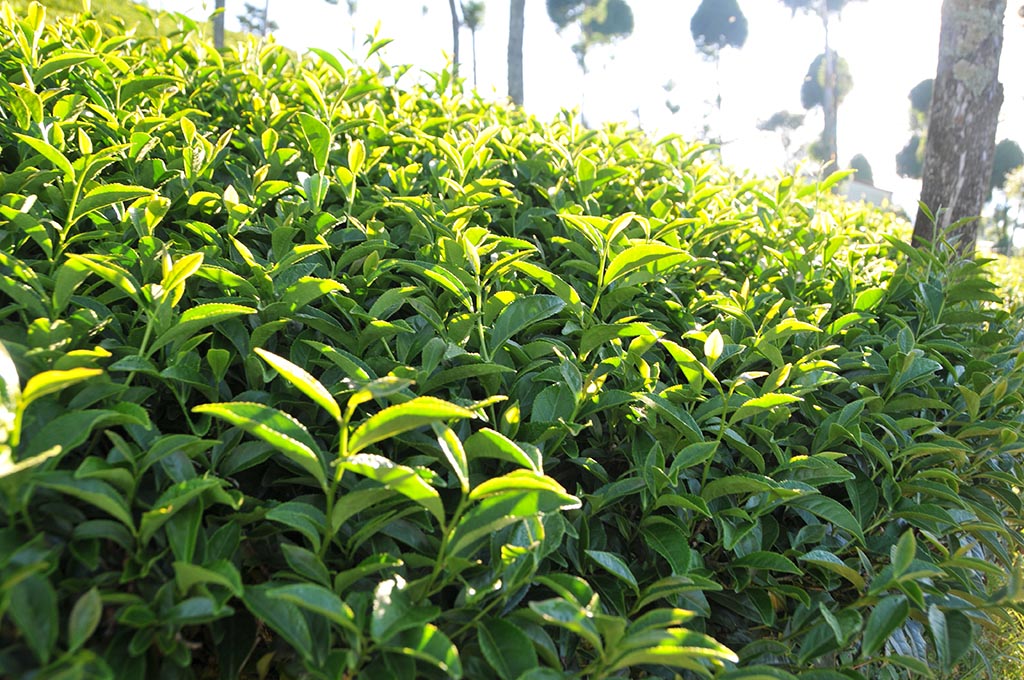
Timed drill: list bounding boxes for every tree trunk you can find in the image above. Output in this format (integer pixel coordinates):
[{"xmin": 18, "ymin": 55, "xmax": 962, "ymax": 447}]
[
  {"xmin": 448, "ymin": 0, "xmax": 461, "ymax": 80},
  {"xmin": 471, "ymin": 29, "xmax": 478, "ymax": 89},
  {"xmin": 508, "ymin": 0, "xmax": 525, "ymax": 105},
  {"xmin": 821, "ymin": 7, "xmax": 838, "ymax": 172},
  {"xmin": 262, "ymin": 0, "xmax": 270, "ymax": 37},
  {"xmin": 213, "ymin": 0, "xmax": 225, "ymax": 50},
  {"xmin": 913, "ymin": 0, "xmax": 1006, "ymax": 254}
]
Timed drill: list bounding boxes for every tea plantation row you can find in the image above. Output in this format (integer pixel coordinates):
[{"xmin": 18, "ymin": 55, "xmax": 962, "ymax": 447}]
[{"xmin": 1, "ymin": 4, "xmax": 1022, "ymax": 679}]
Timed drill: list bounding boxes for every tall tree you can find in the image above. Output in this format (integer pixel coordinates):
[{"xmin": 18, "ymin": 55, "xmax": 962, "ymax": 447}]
[
  {"xmin": 238, "ymin": 1, "xmax": 276, "ymax": 36},
  {"xmin": 325, "ymin": 0, "xmax": 358, "ymax": 51},
  {"xmin": 895, "ymin": 78, "xmax": 932, "ymax": 179},
  {"xmin": 781, "ymin": 0, "xmax": 862, "ymax": 170},
  {"xmin": 913, "ymin": 0, "xmax": 1006, "ymax": 253},
  {"xmin": 448, "ymin": 0, "xmax": 461, "ymax": 80},
  {"xmin": 690, "ymin": 0, "xmax": 748, "ymax": 113},
  {"xmin": 800, "ymin": 49, "xmax": 852, "ymax": 161},
  {"xmin": 508, "ymin": 0, "xmax": 525, "ymax": 105},
  {"xmin": 462, "ymin": 1, "xmax": 485, "ymax": 89},
  {"xmin": 690, "ymin": 0, "xmax": 748, "ymax": 55},
  {"xmin": 758, "ymin": 110, "xmax": 805, "ymax": 165},
  {"xmin": 547, "ymin": 0, "xmax": 634, "ymax": 74},
  {"xmin": 990, "ymin": 139, "xmax": 1024, "ymax": 198},
  {"xmin": 213, "ymin": 0, "xmax": 225, "ymax": 49},
  {"xmin": 849, "ymin": 153, "xmax": 873, "ymax": 185}
]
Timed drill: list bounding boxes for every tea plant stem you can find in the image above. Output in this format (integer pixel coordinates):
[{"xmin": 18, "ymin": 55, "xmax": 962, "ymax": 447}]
[
  {"xmin": 321, "ymin": 422, "xmax": 350, "ymax": 560},
  {"xmin": 475, "ymin": 290, "xmax": 491, "ymax": 361},
  {"xmin": 424, "ymin": 496, "xmax": 470, "ymax": 597}
]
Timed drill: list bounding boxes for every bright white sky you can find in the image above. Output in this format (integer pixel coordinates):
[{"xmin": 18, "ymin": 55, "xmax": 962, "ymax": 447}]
[{"xmin": 152, "ymin": 0, "xmax": 1024, "ymax": 214}]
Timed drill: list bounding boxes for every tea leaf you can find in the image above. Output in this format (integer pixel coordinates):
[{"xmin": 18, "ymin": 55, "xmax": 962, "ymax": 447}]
[
  {"xmin": 268, "ymin": 583, "xmax": 359, "ymax": 634},
  {"xmin": 298, "ymin": 112, "xmax": 331, "ymax": 173},
  {"xmin": 381, "ymin": 624, "xmax": 463, "ymax": 678},
  {"xmin": 861, "ymin": 595, "xmax": 909, "ymax": 658},
  {"xmin": 67, "ymin": 587, "xmax": 102, "ymax": 652},
  {"xmin": 585, "ymin": 549, "xmax": 639, "ymax": 594},
  {"xmin": 603, "ymin": 243, "xmax": 687, "ymax": 288},
  {"xmin": 36, "ymin": 471, "xmax": 133, "ymax": 529},
  {"xmin": 731, "ymin": 551, "xmax": 802, "ymax": 575},
  {"xmin": 464, "ymin": 428, "xmax": 542, "ymax": 473},
  {"xmin": 731, "ymin": 393, "xmax": 802, "ymax": 422},
  {"xmin": 469, "ymin": 470, "xmax": 576, "ymax": 503},
  {"xmin": 74, "ymin": 184, "xmax": 153, "ymax": 222},
  {"xmin": 14, "ymin": 132, "xmax": 74, "ymax": 180},
  {"xmin": 799, "ymin": 550, "xmax": 865, "ymax": 589},
  {"xmin": 150, "ymin": 303, "xmax": 256, "ymax": 352},
  {"xmin": 787, "ymin": 494, "xmax": 865, "ymax": 545},
  {"xmin": 528, "ymin": 598, "xmax": 603, "ymax": 653},
  {"xmin": 20, "ymin": 368, "xmax": 102, "ymax": 411},
  {"xmin": 489, "ymin": 295, "xmax": 565, "ymax": 353},
  {"xmin": 254, "ymin": 348, "xmax": 341, "ymax": 422},
  {"xmin": 477, "ymin": 618, "xmax": 539, "ymax": 680},
  {"xmin": 9, "ymin": 574, "xmax": 57, "ymax": 664},
  {"xmin": 193, "ymin": 402, "xmax": 326, "ymax": 488},
  {"xmin": 608, "ymin": 628, "xmax": 738, "ymax": 674},
  {"xmin": 347, "ymin": 396, "xmax": 477, "ymax": 456},
  {"xmin": 434, "ymin": 424, "xmax": 469, "ymax": 494},
  {"xmin": 339, "ymin": 454, "xmax": 445, "ymax": 524},
  {"xmin": 242, "ymin": 584, "xmax": 314, "ymax": 662}
]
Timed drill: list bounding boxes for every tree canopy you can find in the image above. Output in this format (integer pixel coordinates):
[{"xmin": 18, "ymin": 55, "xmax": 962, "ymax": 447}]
[
  {"xmin": 781, "ymin": 0, "xmax": 858, "ymax": 14},
  {"xmin": 546, "ymin": 0, "xmax": 634, "ymax": 71},
  {"xmin": 849, "ymin": 153, "xmax": 874, "ymax": 185},
  {"xmin": 909, "ymin": 78, "xmax": 934, "ymax": 116},
  {"xmin": 690, "ymin": 0, "xmax": 748, "ymax": 54},
  {"xmin": 992, "ymin": 138, "xmax": 1024, "ymax": 193},
  {"xmin": 896, "ymin": 135, "xmax": 925, "ymax": 179},
  {"xmin": 800, "ymin": 50, "xmax": 852, "ymax": 109}
]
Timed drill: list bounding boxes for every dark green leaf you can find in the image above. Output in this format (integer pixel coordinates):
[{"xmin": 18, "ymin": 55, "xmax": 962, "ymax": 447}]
[
  {"xmin": 242, "ymin": 584, "xmax": 314, "ymax": 662},
  {"xmin": 9, "ymin": 574, "xmax": 57, "ymax": 663},
  {"xmin": 861, "ymin": 595, "xmax": 909, "ymax": 658},
  {"xmin": 731, "ymin": 551, "xmax": 802, "ymax": 575},
  {"xmin": 489, "ymin": 295, "xmax": 565, "ymax": 352},
  {"xmin": 268, "ymin": 583, "xmax": 358, "ymax": 634},
  {"xmin": 477, "ymin": 617, "xmax": 538, "ymax": 680}
]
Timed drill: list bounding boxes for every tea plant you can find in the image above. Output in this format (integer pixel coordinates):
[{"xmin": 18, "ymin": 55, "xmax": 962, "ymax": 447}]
[{"xmin": 1, "ymin": 3, "xmax": 1022, "ymax": 679}]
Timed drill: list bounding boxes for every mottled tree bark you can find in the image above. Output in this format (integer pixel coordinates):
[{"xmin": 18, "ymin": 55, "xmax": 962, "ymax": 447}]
[
  {"xmin": 213, "ymin": 0, "xmax": 225, "ymax": 50},
  {"xmin": 913, "ymin": 0, "xmax": 1006, "ymax": 254},
  {"xmin": 508, "ymin": 0, "xmax": 525, "ymax": 105}
]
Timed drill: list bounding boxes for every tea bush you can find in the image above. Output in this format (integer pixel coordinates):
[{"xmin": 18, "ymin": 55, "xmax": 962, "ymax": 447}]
[{"xmin": 1, "ymin": 4, "xmax": 1023, "ymax": 679}]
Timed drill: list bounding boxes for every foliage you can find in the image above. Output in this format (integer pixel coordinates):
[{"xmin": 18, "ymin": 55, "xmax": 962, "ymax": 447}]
[
  {"xmin": 849, "ymin": 153, "xmax": 873, "ymax": 185},
  {"xmin": 690, "ymin": 0, "xmax": 748, "ymax": 55},
  {"xmin": 781, "ymin": 0, "xmax": 858, "ymax": 14},
  {"xmin": 909, "ymin": 78, "xmax": 934, "ymax": 120},
  {"xmin": 896, "ymin": 79, "xmax": 932, "ymax": 179},
  {"xmin": 237, "ymin": 1, "xmax": 278, "ymax": 37},
  {"xmin": 896, "ymin": 135, "xmax": 925, "ymax": 180},
  {"xmin": 1, "ymin": 3, "xmax": 1024, "ymax": 679},
  {"xmin": 800, "ymin": 50, "xmax": 853, "ymax": 110},
  {"xmin": 8, "ymin": 0, "xmax": 246, "ymax": 44},
  {"xmin": 461, "ymin": 0, "xmax": 484, "ymax": 30},
  {"xmin": 758, "ymin": 110, "xmax": 806, "ymax": 133},
  {"xmin": 991, "ymin": 139, "xmax": 1024, "ymax": 194},
  {"xmin": 546, "ymin": 0, "xmax": 634, "ymax": 71}
]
